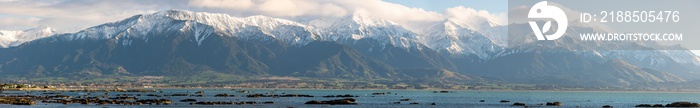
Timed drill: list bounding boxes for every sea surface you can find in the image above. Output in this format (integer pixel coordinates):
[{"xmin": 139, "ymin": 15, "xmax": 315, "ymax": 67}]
[{"xmin": 2, "ymin": 88, "xmax": 700, "ymax": 107}]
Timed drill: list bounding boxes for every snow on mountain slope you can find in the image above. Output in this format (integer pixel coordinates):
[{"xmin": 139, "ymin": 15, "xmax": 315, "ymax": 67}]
[
  {"xmin": 504, "ymin": 22, "xmax": 700, "ymax": 69},
  {"xmin": 0, "ymin": 31, "xmax": 22, "ymax": 47},
  {"xmin": 63, "ymin": 10, "xmax": 320, "ymax": 46},
  {"xmin": 660, "ymin": 50, "xmax": 700, "ymax": 65},
  {"xmin": 421, "ymin": 17, "xmax": 506, "ymax": 59},
  {"xmin": 13, "ymin": 10, "xmax": 698, "ymax": 68},
  {"xmin": 0, "ymin": 26, "xmax": 56, "ymax": 48},
  {"xmin": 308, "ymin": 12, "xmax": 424, "ymax": 50},
  {"xmin": 28, "ymin": 10, "xmax": 499, "ymax": 56}
]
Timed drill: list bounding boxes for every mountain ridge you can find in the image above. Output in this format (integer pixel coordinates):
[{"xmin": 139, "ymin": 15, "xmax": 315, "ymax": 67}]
[{"xmin": 1, "ymin": 10, "xmax": 698, "ymax": 87}]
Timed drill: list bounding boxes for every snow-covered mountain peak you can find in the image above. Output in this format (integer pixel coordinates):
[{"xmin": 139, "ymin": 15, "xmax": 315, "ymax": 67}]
[
  {"xmin": 242, "ymin": 15, "xmax": 307, "ymax": 30},
  {"xmin": 152, "ymin": 9, "xmax": 235, "ymax": 21},
  {"xmin": 17, "ymin": 25, "xmax": 56, "ymax": 39},
  {"xmin": 149, "ymin": 10, "xmax": 304, "ymax": 28},
  {"xmin": 0, "ymin": 30, "xmax": 23, "ymax": 42},
  {"xmin": 308, "ymin": 13, "xmax": 402, "ymax": 30},
  {"xmin": 58, "ymin": 10, "xmax": 319, "ymax": 46},
  {"xmin": 349, "ymin": 13, "xmax": 400, "ymax": 27},
  {"xmin": 307, "ymin": 13, "xmax": 423, "ymax": 49},
  {"xmin": 444, "ymin": 17, "xmax": 498, "ymax": 32},
  {"xmin": 419, "ymin": 17, "xmax": 507, "ymax": 59},
  {"xmin": 0, "ymin": 26, "xmax": 57, "ymax": 48}
]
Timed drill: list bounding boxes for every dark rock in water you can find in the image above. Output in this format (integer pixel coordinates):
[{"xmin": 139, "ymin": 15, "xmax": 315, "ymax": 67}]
[
  {"xmin": 180, "ymin": 99, "xmax": 197, "ymax": 102},
  {"xmin": 247, "ymin": 94, "xmax": 268, "ymax": 98},
  {"xmin": 479, "ymin": 100, "xmax": 485, "ymax": 102},
  {"xmin": 372, "ymin": 92, "xmax": 386, "ymax": 95},
  {"xmin": 635, "ymin": 104, "xmax": 652, "ymax": 107},
  {"xmin": 263, "ymin": 101, "xmax": 274, "ymax": 104},
  {"xmin": 235, "ymin": 90, "xmax": 249, "ymax": 93},
  {"xmin": 304, "ymin": 98, "xmax": 357, "ymax": 105},
  {"xmin": 109, "ymin": 96, "xmax": 138, "ymax": 100},
  {"xmin": 323, "ymin": 94, "xmax": 357, "ymax": 98},
  {"xmin": 215, "ymin": 93, "xmax": 233, "ymax": 97},
  {"xmin": 98, "ymin": 101, "xmax": 108, "ymax": 105},
  {"xmin": 500, "ymin": 100, "xmax": 510, "ymax": 103},
  {"xmin": 512, "ymin": 102, "xmax": 526, "ymax": 106},
  {"xmin": 637, "ymin": 102, "xmax": 700, "ymax": 107},
  {"xmin": 602, "ymin": 105, "xmax": 613, "ymax": 108},
  {"xmin": 247, "ymin": 94, "xmax": 313, "ymax": 98},
  {"xmin": 49, "ymin": 95, "xmax": 72, "ymax": 98},
  {"xmin": 280, "ymin": 94, "xmax": 314, "ymax": 97},
  {"xmin": 399, "ymin": 98, "xmax": 411, "ymax": 101},
  {"xmin": 193, "ymin": 101, "xmax": 241, "ymax": 105},
  {"xmin": 169, "ymin": 94, "xmax": 189, "ymax": 96},
  {"xmin": 431, "ymin": 103, "xmax": 436, "ymax": 105},
  {"xmin": 241, "ymin": 101, "xmax": 257, "ymax": 104},
  {"xmin": 546, "ymin": 102, "xmax": 561, "ymax": 106},
  {"xmin": 4, "ymin": 99, "xmax": 36, "ymax": 105},
  {"xmin": 666, "ymin": 102, "xmax": 700, "ymax": 107},
  {"xmin": 432, "ymin": 90, "xmax": 450, "ymax": 93},
  {"xmin": 305, "ymin": 100, "xmax": 323, "ymax": 104}
]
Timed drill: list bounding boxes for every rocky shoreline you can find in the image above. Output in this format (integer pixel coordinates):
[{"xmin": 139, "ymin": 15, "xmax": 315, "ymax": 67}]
[{"xmin": 1, "ymin": 89, "xmax": 699, "ymax": 107}]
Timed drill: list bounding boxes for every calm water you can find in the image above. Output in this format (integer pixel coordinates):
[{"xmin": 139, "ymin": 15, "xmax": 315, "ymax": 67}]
[{"xmin": 2, "ymin": 89, "xmax": 700, "ymax": 107}]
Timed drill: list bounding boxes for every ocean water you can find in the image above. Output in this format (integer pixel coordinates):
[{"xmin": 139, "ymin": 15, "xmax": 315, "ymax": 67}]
[{"xmin": 2, "ymin": 89, "xmax": 700, "ymax": 107}]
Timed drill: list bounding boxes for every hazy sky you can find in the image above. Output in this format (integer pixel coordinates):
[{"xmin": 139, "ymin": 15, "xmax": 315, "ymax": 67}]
[
  {"xmin": 1, "ymin": 0, "xmax": 696, "ymax": 55},
  {"xmin": 0, "ymin": 0, "xmax": 507, "ymax": 33},
  {"xmin": 385, "ymin": 0, "xmax": 507, "ymax": 13}
]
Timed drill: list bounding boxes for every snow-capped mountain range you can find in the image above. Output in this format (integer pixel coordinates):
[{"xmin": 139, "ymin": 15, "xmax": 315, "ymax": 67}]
[
  {"xmin": 3, "ymin": 10, "xmax": 699, "ymax": 76},
  {"xmin": 7, "ymin": 10, "xmax": 507, "ymax": 57},
  {"xmin": 3, "ymin": 10, "xmax": 697, "ymax": 57},
  {"xmin": 2, "ymin": 10, "xmax": 700, "ymax": 86},
  {"xmin": 58, "ymin": 10, "xmax": 318, "ymax": 46}
]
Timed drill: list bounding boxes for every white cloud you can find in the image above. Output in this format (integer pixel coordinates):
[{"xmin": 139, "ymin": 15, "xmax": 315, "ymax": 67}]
[
  {"xmin": 0, "ymin": 0, "xmax": 165, "ymax": 32},
  {"xmin": 188, "ymin": 0, "xmax": 253, "ymax": 10},
  {"xmin": 0, "ymin": 17, "xmax": 41, "ymax": 30},
  {"xmin": 445, "ymin": 6, "xmax": 507, "ymax": 26},
  {"xmin": 185, "ymin": 0, "xmax": 446, "ymax": 31},
  {"xmin": 317, "ymin": 3, "xmax": 348, "ymax": 17},
  {"xmin": 0, "ymin": 0, "xmax": 18, "ymax": 3},
  {"xmin": 187, "ymin": 0, "xmax": 349, "ymax": 17},
  {"xmin": 333, "ymin": 0, "xmax": 444, "ymax": 31},
  {"xmin": 0, "ymin": 0, "xmax": 506, "ymax": 33},
  {"xmin": 335, "ymin": 0, "xmax": 443, "ymax": 22},
  {"xmin": 257, "ymin": 0, "xmax": 346, "ymax": 17}
]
